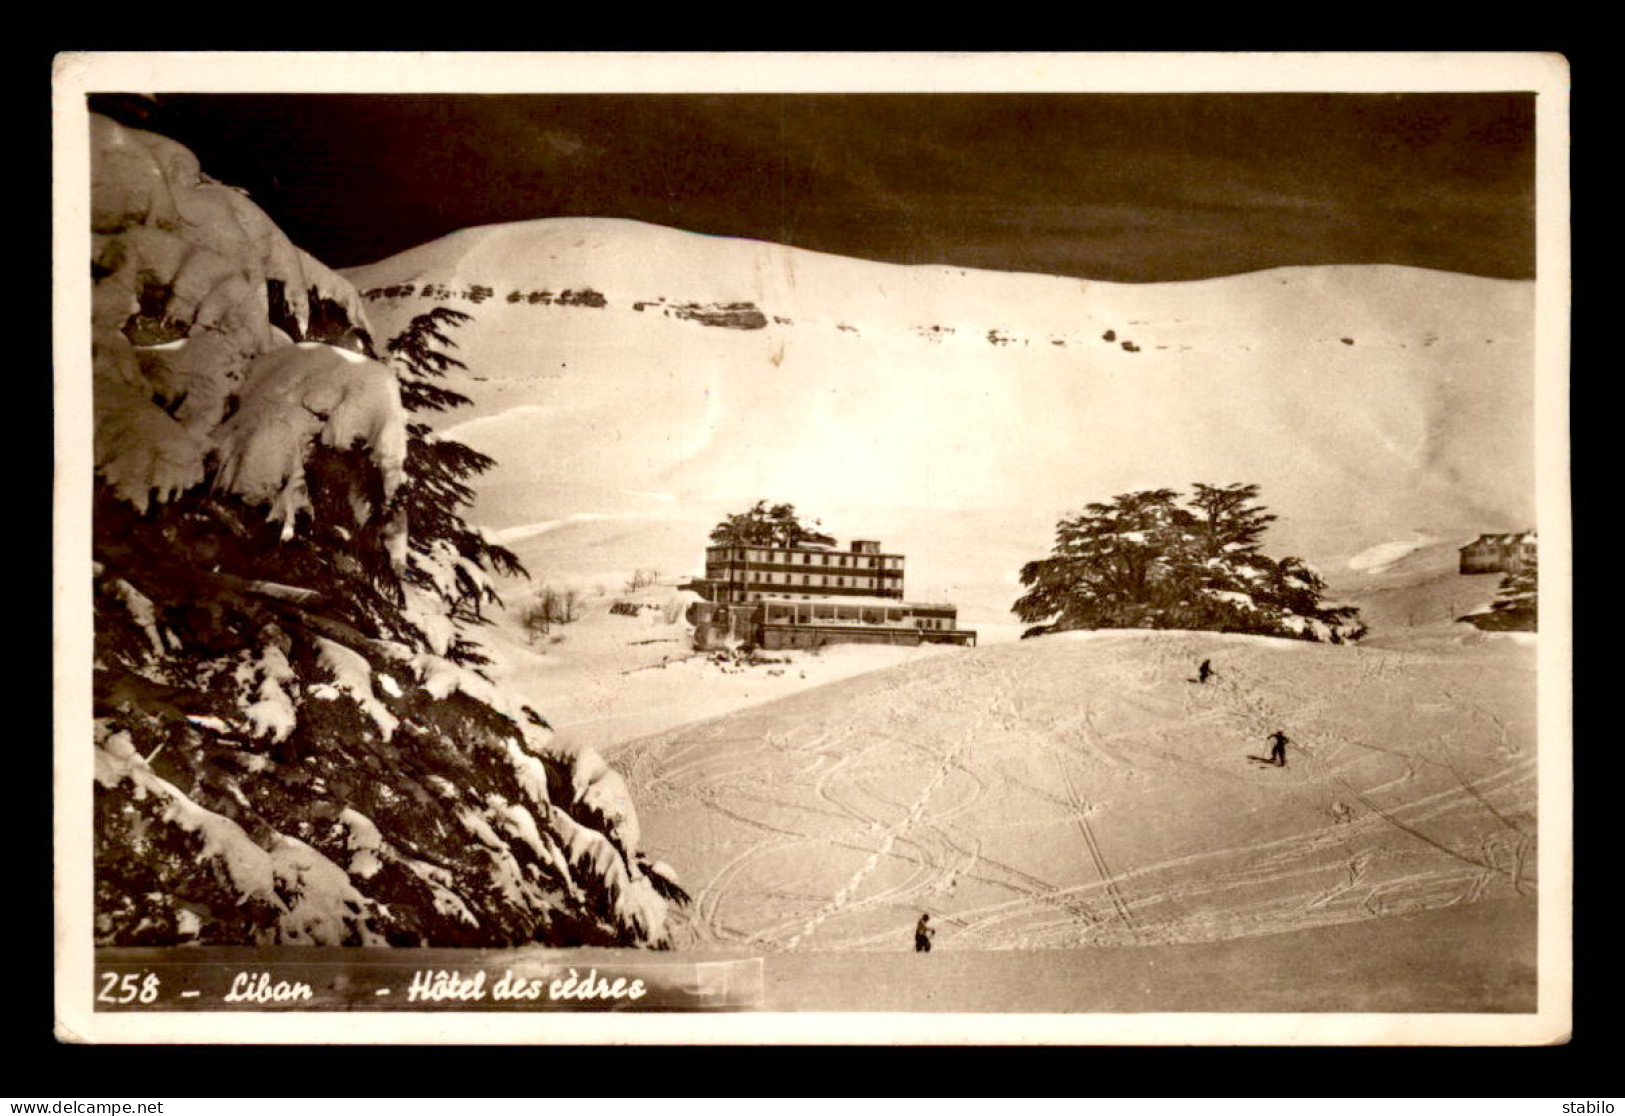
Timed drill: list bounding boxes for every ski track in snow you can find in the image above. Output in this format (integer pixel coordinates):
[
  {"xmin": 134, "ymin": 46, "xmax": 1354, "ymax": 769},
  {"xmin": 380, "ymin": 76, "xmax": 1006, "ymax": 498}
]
[{"xmin": 619, "ymin": 632, "xmax": 1535, "ymax": 951}]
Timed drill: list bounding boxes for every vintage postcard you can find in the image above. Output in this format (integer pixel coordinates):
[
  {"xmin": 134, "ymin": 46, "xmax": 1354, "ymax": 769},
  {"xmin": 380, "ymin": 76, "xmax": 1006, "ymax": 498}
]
[{"xmin": 53, "ymin": 51, "xmax": 1571, "ymax": 1045}]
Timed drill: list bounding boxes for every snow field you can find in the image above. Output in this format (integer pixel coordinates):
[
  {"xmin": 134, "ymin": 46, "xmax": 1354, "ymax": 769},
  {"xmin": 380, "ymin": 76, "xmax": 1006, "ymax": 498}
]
[{"xmin": 612, "ymin": 629, "xmax": 1536, "ymax": 954}]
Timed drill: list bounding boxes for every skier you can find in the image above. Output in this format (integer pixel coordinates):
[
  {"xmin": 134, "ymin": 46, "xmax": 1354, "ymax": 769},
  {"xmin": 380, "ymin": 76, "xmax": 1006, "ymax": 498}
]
[
  {"xmin": 1267, "ymin": 730, "xmax": 1290, "ymax": 767},
  {"xmin": 914, "ymin": 913, "xmax": 936, "ymax": 953},
  {"xmin": 1197, "ymin": 659, "xmax": 1214, "ymax": 684}
]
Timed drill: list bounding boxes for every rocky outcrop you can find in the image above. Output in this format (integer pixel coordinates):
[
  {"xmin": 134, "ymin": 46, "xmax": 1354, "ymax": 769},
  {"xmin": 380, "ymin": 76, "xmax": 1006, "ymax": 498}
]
[{"xmin": 668, "ymin": 301, "xmax": 768, "ymax": 330}]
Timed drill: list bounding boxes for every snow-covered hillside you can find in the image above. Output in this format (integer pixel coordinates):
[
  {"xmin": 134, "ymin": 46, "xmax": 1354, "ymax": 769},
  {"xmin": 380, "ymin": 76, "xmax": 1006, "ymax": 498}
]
[
  {"xmin": 614, "ymin": 628, "xmax": 1536, "ymax": 959},
  {"xmin": 345, "ymin": 217, "xmax": 1535, "ymax": 624}
]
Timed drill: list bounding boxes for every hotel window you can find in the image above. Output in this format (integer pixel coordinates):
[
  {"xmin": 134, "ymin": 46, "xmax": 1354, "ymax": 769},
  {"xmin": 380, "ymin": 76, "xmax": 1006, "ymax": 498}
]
[
  {"xmin": 822, "ymin": 555, "xmax": 830, "ymax": 565},
  {"xmin": 837, "ymin": 577, "xmax": 845, "ymax": 586},
  {"xmin": 839, "ymin": 556, "xmax": 847, "ymax": 567}
]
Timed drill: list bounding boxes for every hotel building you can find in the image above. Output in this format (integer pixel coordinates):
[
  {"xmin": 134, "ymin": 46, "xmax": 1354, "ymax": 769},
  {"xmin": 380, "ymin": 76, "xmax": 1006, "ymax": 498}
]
[{"xmin": 689, "ymin": 538, "xmax": 976, "ymax": 649}]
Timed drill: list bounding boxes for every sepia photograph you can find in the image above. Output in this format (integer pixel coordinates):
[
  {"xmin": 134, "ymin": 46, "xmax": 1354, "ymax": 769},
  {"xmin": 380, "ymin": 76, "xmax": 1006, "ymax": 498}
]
[{"xmin": 52, "ymin": 51, "xmax": 1571, "ymax": 1045}]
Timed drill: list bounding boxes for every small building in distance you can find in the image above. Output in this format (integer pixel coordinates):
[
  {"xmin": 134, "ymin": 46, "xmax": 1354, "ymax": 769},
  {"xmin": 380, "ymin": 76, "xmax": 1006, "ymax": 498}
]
[
  {"xmin": 688, "ymin": 537, "xmax": 976, "ymax": 650},
  {"xmin": 1459, "ymin": 531, "xmax": 1537, "ymax": 575}
]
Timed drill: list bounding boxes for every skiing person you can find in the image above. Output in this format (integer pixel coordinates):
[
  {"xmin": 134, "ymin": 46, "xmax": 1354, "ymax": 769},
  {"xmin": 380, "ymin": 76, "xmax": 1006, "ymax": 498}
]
[
  {"xmin": 914, "ymin": 913, "xmax": 936, "ymax": 953},
  {"xmin": 1267, "ymin": 730, "xmax": 1290, "ymax": 767},
  {"xmin": 1197, "ymin": 659, "xmax": 1214, "ymax": 684}
]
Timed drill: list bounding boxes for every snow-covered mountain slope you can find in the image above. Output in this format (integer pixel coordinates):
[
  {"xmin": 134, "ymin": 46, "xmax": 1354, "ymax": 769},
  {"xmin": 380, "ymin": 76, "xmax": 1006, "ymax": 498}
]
[
  {"xmin": 345, "ymin": 218, "xmax": 1535, "ymax": 624},
  {"xmin": 613, "ymin": 628, "xmax": 1536, "ymax": 958},
  {"xmin": 1333, "ymin": 537, "xmax": 1512, "ymax": 650}
]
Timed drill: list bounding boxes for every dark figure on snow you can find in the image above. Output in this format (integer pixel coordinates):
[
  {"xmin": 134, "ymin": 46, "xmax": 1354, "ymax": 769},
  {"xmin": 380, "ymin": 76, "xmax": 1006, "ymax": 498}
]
[
  {"xmin": 1268, "ymin": 730, "xmax": 1290, "ymax": 767},
  {"xmin": 1197, "ymin": 659, "xmax": 1214, "ymax": 684},
  {"xmin": 915, "ymin": 913, "xmax": 936, "ymax": 953}
]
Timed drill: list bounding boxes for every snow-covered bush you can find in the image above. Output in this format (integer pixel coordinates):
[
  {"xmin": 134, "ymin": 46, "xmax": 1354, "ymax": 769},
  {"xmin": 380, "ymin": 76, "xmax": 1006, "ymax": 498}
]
[{"xmin": 89, "ymin": 113, "xmax": 684, "ymax": 947}]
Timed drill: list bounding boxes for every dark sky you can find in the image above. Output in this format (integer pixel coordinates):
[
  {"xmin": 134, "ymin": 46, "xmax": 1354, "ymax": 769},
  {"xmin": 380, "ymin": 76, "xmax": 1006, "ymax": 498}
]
[{"xmin": 93, "ymin": 92, "xmax": 1537, "ymax": 282}]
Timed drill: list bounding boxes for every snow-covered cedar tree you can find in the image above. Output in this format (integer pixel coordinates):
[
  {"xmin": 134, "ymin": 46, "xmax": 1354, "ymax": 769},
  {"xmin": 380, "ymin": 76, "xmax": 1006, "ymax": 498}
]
[
  {"xmin": 1464, "ymin": 553, "xmax": 1538, "ymax": 632},
  {"xmin": 1015, "ymin": 483, "xmax": 1365, "ymax": 643},
  {"xmin": 709, "ymin": 500, "xmax": 837, "ymax": 548},
  {"xmin": 386, "ymin": 307, "xmax": 527, "ymax": 666},
  {"xmin": 89, "ymin": 113, "xmax": 688, "ymax": 948}
]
